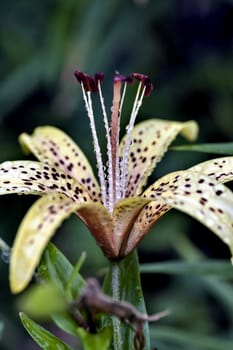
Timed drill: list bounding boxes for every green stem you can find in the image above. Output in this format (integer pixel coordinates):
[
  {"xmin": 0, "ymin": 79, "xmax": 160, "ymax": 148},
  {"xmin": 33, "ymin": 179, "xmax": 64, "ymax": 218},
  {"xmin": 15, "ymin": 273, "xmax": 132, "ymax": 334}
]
[
  {"xmin": 103, "ymin": 250, "xmax": 150, "ymax": 350},
  {"xmin": 111, "ymin": 263, "xmax": 123, "ymax": 350}
]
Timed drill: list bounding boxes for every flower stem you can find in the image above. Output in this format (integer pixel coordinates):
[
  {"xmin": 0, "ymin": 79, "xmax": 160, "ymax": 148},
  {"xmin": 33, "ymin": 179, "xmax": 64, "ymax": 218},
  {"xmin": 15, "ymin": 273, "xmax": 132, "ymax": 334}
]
[
  {"xmin": 103, "ymin": 251, "xmax": 150, "ymax": 350},
  {"xmin": 111, "ymin": 263, "xmax": 123, "ymax": 350}
]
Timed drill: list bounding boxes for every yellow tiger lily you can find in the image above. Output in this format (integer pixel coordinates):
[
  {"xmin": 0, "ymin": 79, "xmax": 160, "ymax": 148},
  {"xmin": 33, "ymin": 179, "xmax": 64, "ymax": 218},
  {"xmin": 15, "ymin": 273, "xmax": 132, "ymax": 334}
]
[{"xmin": 0, "ymin": 71, "xmax": 232, "ymax": 293}]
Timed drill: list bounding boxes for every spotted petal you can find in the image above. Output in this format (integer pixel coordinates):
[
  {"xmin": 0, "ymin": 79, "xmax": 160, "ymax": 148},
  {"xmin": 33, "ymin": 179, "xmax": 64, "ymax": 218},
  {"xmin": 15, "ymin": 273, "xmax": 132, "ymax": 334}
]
[
  {"xmin": 124, "ymin": 171, "xmax": 233, "ymax": 257},
  {"xmin": 190, "ymin": 156, "xmax": 233, "ymax": 183},
  {"xmin": 0, "ymin": 161, "xmax": 91, "ymax": 203},
  {"xmin": 119, "ymin": 119, "xmax": 198, "ymax": 196},
  {"xmin": 10, "ymin": 193, "xmax": 83, "ymax": 293},
  {"xmin": 19, "ymin": 126, "xmax": 101, "ymax": 202}
]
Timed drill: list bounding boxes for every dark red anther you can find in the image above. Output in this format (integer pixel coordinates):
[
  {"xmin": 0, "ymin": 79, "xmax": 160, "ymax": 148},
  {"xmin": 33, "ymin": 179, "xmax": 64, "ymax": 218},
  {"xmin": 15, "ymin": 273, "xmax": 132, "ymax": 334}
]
[
  {"xmin": 88, "ymin": 76, "xmax": 98, "ymax": 93},
  {"xmin": 74, "ymin": 70, "xmax": 85, "ymax": 83},
  {"xmin": 132, "ymin": 73, "xmax": 154, "ymax": 96},
  {"xmin": 94, "ymin": 72, "xmax": 104, "ymax": 85},
  {"xmin": 114, "ymin": 72, "xmax": 134, "ymax": 85},
  {"xmin": 124, "ymin": 76, "xmax": 134, "ymax": 84},
  {"xmin": 74, "ymin": 70, "xmax": 98, "ymax": 92},
  {"xmin": 143, "ymin": 77, "xmax": 154, "ymax": 96},
  {"xmin": 131, "ymin": 73, "xmax": 148, "ymax": 82}
]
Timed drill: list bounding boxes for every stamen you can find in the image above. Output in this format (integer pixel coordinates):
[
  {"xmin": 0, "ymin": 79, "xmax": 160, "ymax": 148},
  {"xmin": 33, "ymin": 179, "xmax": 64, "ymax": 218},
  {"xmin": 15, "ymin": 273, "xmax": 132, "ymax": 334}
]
[
  {"xmin": 96, "ymin": 74, "xmax": 114, "ymax": 212},
  {"xmin": 120, "ymin": 75, "xmax": 150, "ymax": 198},
  {"xmin": 75, "ymin": 70, "xmax": 153, "ymax": 209},
  {"xmin": 119, "ymin": 77, "xmax": 133, "ymax": 114},
  {"xmin": 74, "ymin": 70, "xmax": 98, "ymax": 92},
  {"xmin": 132, "ymin": 73, "xmax": 154, "ymax": 96},
  {"xmin": 75, "ymin": 71, "xmax": 107, "ymax": 207}
]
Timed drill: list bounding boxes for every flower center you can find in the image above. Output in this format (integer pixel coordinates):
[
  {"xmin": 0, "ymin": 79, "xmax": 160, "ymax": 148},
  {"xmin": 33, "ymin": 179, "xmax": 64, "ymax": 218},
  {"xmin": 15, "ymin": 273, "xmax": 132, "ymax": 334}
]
[{"xmin": 74, "ymin": 70, "xmax": 153, "ymax": 213}]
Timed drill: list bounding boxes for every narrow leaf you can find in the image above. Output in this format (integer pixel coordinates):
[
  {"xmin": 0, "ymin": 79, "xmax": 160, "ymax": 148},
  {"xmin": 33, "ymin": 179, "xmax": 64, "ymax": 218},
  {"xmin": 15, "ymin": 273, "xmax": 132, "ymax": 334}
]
[
  {"xmin": 140, "ymin": 260, "xmax": 233, "ymax": 279},
  {"xmin": 38, "ymin": 242, "xmax": 85, "ymax": 300},
  {"xmin": 151, "ymin": 326, "xmax": 233, "ymax": 350},
  {"xmin": 171, "ymin": 142, "xmax": 233, "ymax": 155},
  {"xmin": 38, "ymin": 243, "xmax": 86, "ymax": 336},
  {"xmin": 0, "ymin": 322, "xmax": 3, "ymax": 340},
  {"xmin": 20, "ymin": 312, "xmax": 73, "ymax": 350},
  {"xmin": 0, "ymin": 53, "xmax": 44, "ymax": 119}
]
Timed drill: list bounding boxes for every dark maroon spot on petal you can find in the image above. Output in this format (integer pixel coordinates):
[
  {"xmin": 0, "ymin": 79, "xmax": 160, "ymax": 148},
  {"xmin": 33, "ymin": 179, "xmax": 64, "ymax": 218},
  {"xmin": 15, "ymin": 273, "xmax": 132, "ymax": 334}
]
[
  {"xmin": 24, "ymin": 182, "xmax": 33, "ymax": 186},
  {"xmin": 216, "ymin": 190, "xmax": 223, "ymax": 196}
]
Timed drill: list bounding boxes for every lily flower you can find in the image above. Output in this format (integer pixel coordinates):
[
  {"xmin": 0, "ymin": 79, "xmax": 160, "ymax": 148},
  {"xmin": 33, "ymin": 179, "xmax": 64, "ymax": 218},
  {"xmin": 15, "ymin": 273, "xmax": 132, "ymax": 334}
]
[{"xmin": 0, "ymin": 71, "xmax": 233, "ymax": 294}]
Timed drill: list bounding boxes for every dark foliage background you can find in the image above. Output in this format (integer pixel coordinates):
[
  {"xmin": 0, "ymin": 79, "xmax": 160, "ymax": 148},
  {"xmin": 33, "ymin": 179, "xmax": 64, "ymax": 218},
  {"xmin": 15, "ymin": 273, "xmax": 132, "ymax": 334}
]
[{"xmin": 0, "ymin": 1, "xmax": 233, "ymax": 349}]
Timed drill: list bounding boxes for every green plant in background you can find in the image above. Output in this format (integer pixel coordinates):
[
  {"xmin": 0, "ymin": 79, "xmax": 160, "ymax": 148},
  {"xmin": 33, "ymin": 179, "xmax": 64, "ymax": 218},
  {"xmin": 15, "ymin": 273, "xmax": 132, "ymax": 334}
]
[{"xmin": 0, "ymin": 71, "xmax": 233, "ymax": 349}]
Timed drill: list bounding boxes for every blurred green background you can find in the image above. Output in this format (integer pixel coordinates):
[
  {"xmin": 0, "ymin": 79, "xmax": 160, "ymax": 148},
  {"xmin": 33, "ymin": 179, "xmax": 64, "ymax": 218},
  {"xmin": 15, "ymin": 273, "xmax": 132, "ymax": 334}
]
[{"xmin": 0, "ymin": 0, "xmax": 233, "ymax": 349}]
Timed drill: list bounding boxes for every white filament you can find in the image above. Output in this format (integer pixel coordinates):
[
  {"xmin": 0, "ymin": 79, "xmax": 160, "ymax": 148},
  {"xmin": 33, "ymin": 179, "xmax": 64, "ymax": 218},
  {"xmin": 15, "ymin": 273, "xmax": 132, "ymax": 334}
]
[
  {"xmin": 120, "ymin": 82, "xmax": 146, "ymax": 198},
  {"xmin": 97, "ymin": 81, "xmax": 113, "ymax": 213},
  {"xmin": 80, "ymin": 83, "xmax": 107, "ymax": 207}
]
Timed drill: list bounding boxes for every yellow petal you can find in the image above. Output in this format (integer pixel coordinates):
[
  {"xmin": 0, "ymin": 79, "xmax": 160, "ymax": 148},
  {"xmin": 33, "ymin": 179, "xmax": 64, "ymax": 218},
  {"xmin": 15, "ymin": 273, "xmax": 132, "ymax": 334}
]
[
  {"xmin": 112, "ymin": 197, "xmax": 150, "ymax": 256},
  {"xmin": 10, "ymin": 193, "xmax": 83, "ymax": 293},
  {"xmin": 119, "ymin": 119, "xmax": 198, "ymax": 196},
  {"xmin": 0, "ymin": 160, "xmax": 91, "ymax": 203},
  {"xmin": 125, "ymin": 156, "xmax": 233, "ymax": 255},
  {"xmin": 190, "ymin": 156, "xmax": 233, "ymax": 183},
  {"xmin": 126, "ymin": 171, "xmax": 233, "ymax": 258},
  {"xmin": 124, "ymin": 201, "xmax": 170, "ymax": 256},
  {"xmin": 19, "ymin": 126, "xmax": 101, "ymax": 202}
]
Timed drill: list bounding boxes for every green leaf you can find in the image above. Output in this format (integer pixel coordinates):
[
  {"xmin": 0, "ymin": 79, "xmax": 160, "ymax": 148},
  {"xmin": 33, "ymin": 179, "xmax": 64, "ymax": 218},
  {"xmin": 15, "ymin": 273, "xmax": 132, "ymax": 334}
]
[
  {"xmin": 76, "ymin": 327, "xmax": 112, "ymax": 350},
  {"xmin": 17, "ymin": 283, "xmax": 67, "ymax": 319},
  {"xmin": 203, "ymin": 278, "xmax": 233, "ymax": 323},
  {"xmin": 19, "ymin": 312, "xmax": 73, "ymax": 350},
  {"xmin": 38, "ymin": 243, "xmax": 86, "ymax": 336},
  {"xmin": 44, "ymin": 0, "xmax": 79, "ymax": 84},
  {"xmin": 171, "ymin": 142, "xmax": 233, "ymax": 154},
  {"xmin": 103, "ymin": 250, "xmax": 150, "ymax": 350},
  {"xmin": 38, "ymin": 242, "xmax": 85, "ymax": 300},
  {"xmin": 0, "ymin": 322, "xmax": 3, "ymax": 340},
  {"xmin": 151, "ymin": 326, "xmax": 233, "ymax": 350},
  {"xmin": 0, "ymin": 53, "xmax": 45, "ymax": 119},
  {"xmin": 140, "ymin": 260, "xmax": 233, "ymax": 279},
  {"xmin": 50, "ymin": 313, "xmax": 80, "ymax": 337}
]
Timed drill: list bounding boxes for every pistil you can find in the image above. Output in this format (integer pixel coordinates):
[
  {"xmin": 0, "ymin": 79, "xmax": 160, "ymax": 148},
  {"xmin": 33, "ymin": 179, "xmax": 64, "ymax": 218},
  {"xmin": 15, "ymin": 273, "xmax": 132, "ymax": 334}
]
[{"xmin": 110, "ymin": 75, "xmax": 123, "ymax": 207}]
